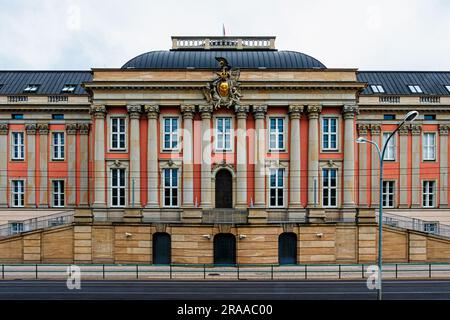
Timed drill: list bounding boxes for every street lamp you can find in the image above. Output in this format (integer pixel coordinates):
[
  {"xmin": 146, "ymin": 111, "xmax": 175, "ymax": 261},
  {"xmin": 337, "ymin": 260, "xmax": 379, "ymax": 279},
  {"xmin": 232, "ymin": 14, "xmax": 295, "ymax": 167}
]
[{"xmin": 356, "ymin": 110, "xmax": 418, "ymax": 300}]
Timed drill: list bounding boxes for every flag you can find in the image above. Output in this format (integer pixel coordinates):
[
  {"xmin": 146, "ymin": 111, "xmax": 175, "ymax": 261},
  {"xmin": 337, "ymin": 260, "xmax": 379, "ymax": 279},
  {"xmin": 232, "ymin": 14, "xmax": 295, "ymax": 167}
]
[{"xmin": 222, "ymin": 24, "xmax": 226, "ymax": 36}]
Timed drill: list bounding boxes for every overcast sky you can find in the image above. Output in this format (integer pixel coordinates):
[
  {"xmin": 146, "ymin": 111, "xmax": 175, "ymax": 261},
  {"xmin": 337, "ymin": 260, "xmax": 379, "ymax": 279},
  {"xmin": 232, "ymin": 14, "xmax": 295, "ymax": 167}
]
[{"xmin": 1, "ymin": 0, "xmax": 449, "ymax": 71}]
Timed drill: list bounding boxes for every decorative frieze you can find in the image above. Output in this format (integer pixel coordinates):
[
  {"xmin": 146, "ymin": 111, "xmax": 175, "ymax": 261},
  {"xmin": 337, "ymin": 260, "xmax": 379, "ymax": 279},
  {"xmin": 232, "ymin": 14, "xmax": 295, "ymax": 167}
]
[
  {"xmin": 370, "ymin": 124, "xmax": 381, "ymax": 135},
  {"xmin": 307, "ymin": 105, "xmax": 322, "ymax": 119},
  {"xmin": 127, "ymin": 105, "xmax": 142, "ymax": 119},
  {"xmin": 0, "ymin": 123, "xmax": 8, "ymax": 135},
  {"xmin": 342, "ymin": 105, "xmax": 359, "ymax": 119},
  {"xmin": 90, "ymin": 105, "xmax": 107, "ymax": 118},
  {"xmin": 144, "ymin": 105, "xmax": 159, "ymax": 119},
  {"xmin": 411, "ymin": 124, "xmax": 422, "ymax": 135},
  {"xmin": 25, "ymin": 123, "xmax": 37, "ymax": 135},
  {"xmin": 288, "ymin": 105, "xmax": 303, "ymax": 119},
  {"xmin": 357, "ymin": 123, "xmax": 370, "ymax": 136},
  {"xmin": 439, "ymin": 124, "xmax": 450, "ymax": 136},
  {"xmin": 180, "ymin": 105, "xmax": 195, "ymax": 119},
  {"xmin": 66, "ymin": 123, "xmax": 78, "ymax": 135},
  {"xmin": 37, "ymin": 123, "xmax": 49, "ymax": 135},
  {"xmin": 235, "ymin": 105, "xmax": 249, "ymax": 119},
  {"xmin": 253, "ymin": 105, "xmax": 267, "ymax": 119}
]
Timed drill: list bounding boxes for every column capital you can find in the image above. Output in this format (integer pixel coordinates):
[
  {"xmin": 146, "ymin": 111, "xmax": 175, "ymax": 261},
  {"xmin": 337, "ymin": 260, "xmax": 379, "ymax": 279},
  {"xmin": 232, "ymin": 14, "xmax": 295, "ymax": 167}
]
[
  {"xmin": 199, "ymin": 105, "xmax": 213, "ymax": 119},
  {"xmin": 144, "ymin": 105, "xmax": 159, "ymax": 119},
  {"xmin": 357, "ymin": 123, "xmax": 370, "ymax": 136},
  {"xmin": 127, "ymin": 105, "xmax": 142, "ymax": 119},
  {"xmin": 411, "ymin": 124, "xmax": 422, "ymax": 135},
  {"xmin": 0, "ymin": 123, "xmax": 8, "ymax": 135},
  {"xmin": 37, "ymin": 123, "xmax": 49, "ymax": 135},
  {"xmin": 253, "ymin": 105, "xmax": 267, "ymax": 119},
  {"xmin": 399, "ymin": 124, "xmax": 410, "ymax": 136},
  {"xmin": 370, "ymin": 124, "xmax": 381, "ymax": 135},
  {"xmin": 306, "ymin": 105, "xmax": 322, "ymax": 119},
  {"xmin": 78, "ymin": 123, "xmax": 90, "ymax": 135},
  {"xmin": 25, "ymin": 123, "xmax": 37, "ymax": 135},
  {"xmin": 439, "ymin": 124, "xmax": 450, "ymax": 136},
  {"xmin": 235, "ymin": 105, "xmax": 250, "ymax": 119},
  {"xmin": 66, "ymin": 123, "xmax": 78, "ymax": 135},
  {"xmin": 181, "ymin": 105, "xmax": 196, "ymax": 119},
  {"xmin": 288, "ymin": 105, "xmax": 303, "ymax": 119},
  {"xmin": 342, "ymin": 105, "xmax": 359, "ymax": 119},
  {"xmin": 90, "ymin": 105, "xmax": 106, "ymax": 118}
]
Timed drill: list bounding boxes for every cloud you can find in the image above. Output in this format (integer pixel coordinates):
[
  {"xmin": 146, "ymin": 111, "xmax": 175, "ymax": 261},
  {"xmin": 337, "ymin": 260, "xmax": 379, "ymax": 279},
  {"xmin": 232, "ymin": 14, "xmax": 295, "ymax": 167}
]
[{"xmin": 0, "ymin": 0, "xmax": 449, "ymax": 70}]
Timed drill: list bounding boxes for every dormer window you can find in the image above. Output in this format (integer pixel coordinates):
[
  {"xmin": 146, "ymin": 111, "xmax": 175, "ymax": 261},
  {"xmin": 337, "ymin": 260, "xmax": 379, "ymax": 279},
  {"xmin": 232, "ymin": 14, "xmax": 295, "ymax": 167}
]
[
  {"xmin": 408, "ymin": 85, "xmax": 423, "ymax": 93},
  {"xmin": 371, "ymin": 85, "xmax": 385, "ymax": 93},
  {"xmin": 23, "ymin": 84, "xmax": 40, "ymax": 93},
  {"xmin": 445, "ymin": 85, "xmax": 450, "ymax": 93},
  {"xmin": 61, "ymin": 84, "xmax": 76, "ymax": 93}
]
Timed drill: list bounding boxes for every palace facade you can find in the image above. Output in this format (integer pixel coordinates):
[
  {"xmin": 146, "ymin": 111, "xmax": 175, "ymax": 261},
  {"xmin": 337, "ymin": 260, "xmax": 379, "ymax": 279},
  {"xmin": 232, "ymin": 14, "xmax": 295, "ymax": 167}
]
[{"xmin": 1, "ymin": 36, "xmax": 450, "ymax": 264}]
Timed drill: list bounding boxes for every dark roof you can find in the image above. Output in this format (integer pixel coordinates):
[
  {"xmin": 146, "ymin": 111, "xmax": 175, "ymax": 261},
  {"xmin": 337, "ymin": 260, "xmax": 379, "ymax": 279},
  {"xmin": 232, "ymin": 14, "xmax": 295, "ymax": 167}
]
[
  {"xmin": 357, "ymin": 71, "xmax": 450, "ymax": 95},
  {"xmin": 122, "ymin": 50, "xmax": 326, "ymax": 70},
  {"xmin": 0, "ymin": 71, "xmax": 92, "ymax": 95}
]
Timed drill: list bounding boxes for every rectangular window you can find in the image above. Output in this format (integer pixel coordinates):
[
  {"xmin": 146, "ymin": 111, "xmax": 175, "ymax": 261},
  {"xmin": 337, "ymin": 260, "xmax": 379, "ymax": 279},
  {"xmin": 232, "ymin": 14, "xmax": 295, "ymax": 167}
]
[
  {"xmin": 422, "ymin": 181, "xmax": 435, "ymax": 208},
  {"xmin": 61, "ymin": 84, "xmax": 77, "ymax": 93},
  {"xmin": 52, "ymin": 132, "xmax": 65, "ymax": 160},
  {"xmin": 408, "ymin": 85, "xmax": 423, "ymax": 93},
  {"xmin": 110, "ymin": 118, "xmax": 126, "ymax": 150},
  {"xmin": 446, "ymin": 85, "xmax": 450, "ymax": 93},
  {"xmin": 322, "ymin": 118, "xmax": 338, "ymax": 151},
  {"xmin": 269, "ymin": 168, "xmax": 284, "ymax": 207},
  {"xmin": 424, "ymin": 114, "xmax": 436, "ymax": 121},
  {"xmin": 216, "ymin": 117, "xmax": 232, "ymax": 151},
  {"xmin": 23, "ymin": 84, "xmax": 40, "ymax": 93},
  {"xmin": 383, "ymin": 132, "xmax": 396, "ymax": 160},
  {"xmin": 163, "ymin": 168, "xmax": 178, "ymax": 207},
  {"xmin": 52, "ymin": 180, "xmax": 65, "ymax": 207},
  {"xmin": 9, "ymin": 222, "xmax": 24, "ymax": 235},
  {"xmin": 269, "ymin": 118, "xmax": 285, "ymax": 151},
  {"xmin": 163, "ymin": 117, "xmax": 179, "ymax": 150},
  {"xmin": 111, "ymin": 168, "xmax": 126, "ymax": 207},
  {"xmin": 423, "ymin": 133, "xmax": 436, "ymax": 161},
  {"xmin": 382, "ymin": 181, "xmax": 395, "ymax": 208},
  {"xmin": 11, "ymin": 114, "xmax": 23, "ymax": 120},
  {"xmin": 52, "ymin": 114, "xmax": 64, "ymax": 120},
  {"xmin": 383, "ymin": 114, "xmax": 395, "ymax": 120},
  {"xmin": 11, "ymin": 180, "xmax": 24, "ymax": 207},
  {"xmin": 371, "ymin": 85, "xmax": 385, "ymax": 93},
  {"xmin": 11, "ymin": 132, "xmax": 25, "ymax": 160},
  {"xmin": 424, "ymin": 222, "xmax": 438, "ymax": 234},
  {"xmin": 322, "ymin": 168, "xmax": 337, "ymax": 207}
]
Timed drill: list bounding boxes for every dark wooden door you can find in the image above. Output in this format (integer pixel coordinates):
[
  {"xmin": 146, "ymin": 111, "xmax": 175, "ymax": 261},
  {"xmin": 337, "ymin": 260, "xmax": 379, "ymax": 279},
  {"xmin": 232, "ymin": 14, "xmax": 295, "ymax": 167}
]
[
  {"xmin": 153, "ymin": 233, "xmax": 171, "ymax": 264},
  {"xmin": 278, "ymin": 233, "xmax": 297, "ymax": 265},
  {"xmin": 215, "ymin": 169, "xmax": 232, "ymax": 208},
  {"xmin": 214, "ymin": 233, "xmax": 236, "ymax": 265}
]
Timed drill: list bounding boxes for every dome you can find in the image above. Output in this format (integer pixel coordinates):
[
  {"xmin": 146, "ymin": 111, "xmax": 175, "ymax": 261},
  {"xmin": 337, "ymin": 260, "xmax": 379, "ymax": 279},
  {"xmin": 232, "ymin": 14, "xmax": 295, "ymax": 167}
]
[{"xmin": 121, "ymin": 50, "xmax": 326, "ymax": 70}]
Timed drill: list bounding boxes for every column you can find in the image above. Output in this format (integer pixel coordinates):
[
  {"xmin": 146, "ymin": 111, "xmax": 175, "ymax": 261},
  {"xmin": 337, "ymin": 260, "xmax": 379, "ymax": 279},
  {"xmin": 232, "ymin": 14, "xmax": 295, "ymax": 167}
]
[
  {"xmin": 342, "ymin": 105, "xmax": 358, "ymax": 208},
  {"xmin": 199, "ymin": 105, "xmax": 213, "ymax": 208},
  {"xmin": 127, "ymin": 105, "xmax": 142, "ymax": 207},
  {"xmin": 411, "ymin": 124, "xmax": 422, "ymax": 207},
  {"xmin": 181, "ymin": 105, "xmax": 195, "ymax": 207},
  {"xmin": 253, "ymin": 105, "xmax": 267, "ymax": 207},
  {"xmin": 235, "ymin": 105, "xmax": 249, "ymax": 208},
  {"xmin": 357, "ymin": 124, "xmax": 370, "ymax": 207},
  {"xmin": 439, "ymin": 125, "xmax": 449, "ymax": 207},
  {"xmin": 144, "ymin": 105, "xmax": 159, "ymax": 208},
  {"xmin": 0, "ymin": 124, "xmax": 8, "ymax": 207},
  {"xmin": 66, "ymin": 123, "xmax": 78, "ymax": 206},
  {"xmin": 370, "ymin": 124, "xmax": 381, "ymax": 207},
  {"xmin": 91, "ymin": 105, "xmax": 107, "ymax": 208},
  {"xmin": 78, "ymin": 123, "xmax": 90, "ymax": 206},
  {"xmin": 307, "ymin": 105, "xmax": 321, "ymax": 207},
  {"xmin": 288, "ymin": 105, "xmax": 303, "ymax": 208},
  {"xmin": 25, "ymin": 124, "xmax": 37, "ymax": 206},
  {"xmin": 38, "ymin": 123, "xmax": 49, "ymax": 207},
  {"xmin": 399, "ymin": 124, "xmax": 410, "ymax": 207}
]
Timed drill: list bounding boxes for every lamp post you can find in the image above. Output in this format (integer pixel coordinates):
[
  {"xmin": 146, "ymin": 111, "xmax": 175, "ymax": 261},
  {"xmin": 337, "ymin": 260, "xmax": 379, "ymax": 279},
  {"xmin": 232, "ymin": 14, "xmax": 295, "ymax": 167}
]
[{"xmin": 356, "ymin": 110, "xmax": 419, "ymax": 300}]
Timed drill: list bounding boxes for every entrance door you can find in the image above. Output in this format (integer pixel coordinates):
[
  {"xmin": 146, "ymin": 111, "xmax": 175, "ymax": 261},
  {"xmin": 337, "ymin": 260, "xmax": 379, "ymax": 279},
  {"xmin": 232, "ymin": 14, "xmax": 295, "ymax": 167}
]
[
  {"xmin": 153, "ymin": 233, "xmax": 171, "ymax": 264},
  {"xmin": 215, "ymin": 169, "xmax": 232, "ymax": 208},
  {"xmin": 213, "ymin": 233, "xmax": 236, "ymax": 265},
  {"xmin": 278, "ymin": 233, "xmax": 297, "ymax": 265}
]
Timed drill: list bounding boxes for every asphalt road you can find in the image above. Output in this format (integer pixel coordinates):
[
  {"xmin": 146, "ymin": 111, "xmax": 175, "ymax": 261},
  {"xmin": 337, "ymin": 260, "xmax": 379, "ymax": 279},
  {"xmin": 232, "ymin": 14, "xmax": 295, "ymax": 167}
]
[{"xmin": 0, "ymin": 280, "xmax": 450, "ymax": 300}]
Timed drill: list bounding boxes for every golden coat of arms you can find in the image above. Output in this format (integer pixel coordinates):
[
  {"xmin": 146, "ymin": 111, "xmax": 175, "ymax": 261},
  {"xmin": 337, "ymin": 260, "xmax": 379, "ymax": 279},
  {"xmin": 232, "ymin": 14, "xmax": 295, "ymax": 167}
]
[{"xmin": 203, "ymin": 57, "xmax": 242, "ymax": 109}]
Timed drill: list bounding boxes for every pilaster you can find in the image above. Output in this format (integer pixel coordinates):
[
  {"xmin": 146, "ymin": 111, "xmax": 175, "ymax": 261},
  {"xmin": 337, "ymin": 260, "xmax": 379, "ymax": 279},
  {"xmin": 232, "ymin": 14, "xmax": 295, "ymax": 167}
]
[
  {"xmin": 38, "ymin": 123, "xmax": 49, "ymax": 207},
  {"xmin": 306, "ymin": 105, "xmax": 321, "ymax": 208},
  {"xmin": 439, "ymin": 124, "xmax": 449, "ymax": 207},
  {"xmin": 127, "ymin": 104, "xmax": 142, "ymax": 207},
  {"xmin": 181, "ymin": 105, "xmax": 195, "ymax": 207},
  {"xmin": 91, "ymin": 105, "xmax": 107, "ymax": 208},
  {"xmin": 253, "ymin": 105, "xmax": 267, "ymax": 207},
  {"xmin": 199, "ymin": 105, "xmax": 213, "ymax": 208},
  {"xmin": 0, "ymin": 124, "xmax": 8, "ymax": 207},
  {"xmin": 235, "ymin": 105, "xmax": 249, "ymax": 208},
  {"xmin": 288, "ymin": 105, "xmax": 303, "ymax": 211},
  {"xmin": 144, "ymin": 105, "xmax": 159, "ymax": 208},
  {"xmin": 411, "ymin": 124, "xmax": 422, "ymax": 208}
]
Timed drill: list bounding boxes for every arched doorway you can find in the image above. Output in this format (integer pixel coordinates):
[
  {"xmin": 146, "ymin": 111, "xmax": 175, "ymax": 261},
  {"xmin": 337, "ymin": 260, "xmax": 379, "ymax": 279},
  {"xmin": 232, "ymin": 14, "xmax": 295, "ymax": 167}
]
[
  {"xmin": 153, "ymin": 232, "xmax": 171, "ymax": 264},
  {"xmin": 215, "ymin": 169, "xmax": 232, "ymax": 208},
  {"xmin": 278, "ymin": 233, "xmax": 297, "ymax": 265},
  {"xmin": 213, "ymin": 233, "xmax": 236, "ymax": 265}
]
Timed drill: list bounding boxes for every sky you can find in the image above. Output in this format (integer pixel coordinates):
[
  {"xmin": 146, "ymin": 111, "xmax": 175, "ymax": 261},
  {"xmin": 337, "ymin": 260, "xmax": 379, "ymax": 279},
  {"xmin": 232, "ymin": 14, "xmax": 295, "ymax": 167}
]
[{"xmin": 0, "ymin": 0, "xmax": 449, "ymax": 71}]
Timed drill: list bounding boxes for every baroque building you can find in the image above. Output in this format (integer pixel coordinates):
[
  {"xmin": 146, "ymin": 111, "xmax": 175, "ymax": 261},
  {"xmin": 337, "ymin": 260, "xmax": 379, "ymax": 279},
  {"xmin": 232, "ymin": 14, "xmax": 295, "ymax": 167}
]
[{"xmin": 1, "ymin": 36, "xmax": 450, "ymax": 264}]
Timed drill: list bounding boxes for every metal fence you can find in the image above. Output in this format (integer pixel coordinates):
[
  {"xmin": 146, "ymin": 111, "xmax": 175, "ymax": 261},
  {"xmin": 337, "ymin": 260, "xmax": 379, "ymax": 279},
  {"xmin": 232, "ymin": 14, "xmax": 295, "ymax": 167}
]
[
  {"xmin": 1, "ymin": 263, "xmax": 450, "ymax": 280},
  {"xmin": 0, "ymin": 211, "xmax": 74, "ymax": 239},
  {"xmin": 379, "ymin": 211, "xmax": 450, "ymax": 238}
]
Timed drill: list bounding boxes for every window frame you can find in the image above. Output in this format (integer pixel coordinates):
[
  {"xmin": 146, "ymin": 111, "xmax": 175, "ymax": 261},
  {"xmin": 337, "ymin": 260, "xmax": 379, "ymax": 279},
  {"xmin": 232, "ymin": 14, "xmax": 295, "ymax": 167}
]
[
  {"xmin": 52, "ymin": 131, "xmax": 65, "ymax": 161},
  {"xmin": 52, "ymin": 180, "xmax": 65, "ymax": 208},
  {"xmin": 11, "ymin": 131, "xmax": 25, "ymax": 161},
  {"xmin": 322, "ymin": 168, "xmax": 338, "ymax": 208},
  {"xmin": 408, "ymin": 85, "xmax": 423, "ymax": 93},
  {"xmin": 371, "ymin": 84, "xmax": 385, "ymax": 93},
  {"xmin": 109, "ymin": 116, "xmax": 127, "ymax": 151},
  {"xmin": 422, "ymin": 180, "xmax": 436, "ymax": 208},
  {"xmin": 382, "ymin": 132, "xmax": 396, "ymax": 161},
  {"xmin": 445, "ymin": 85, "xmax": 450, "ymax": 93},
  {"xmin": 422, "ymin": 132, "xmax": 436, "ymax": 161},
  {"xmin": 110, "ymin": 168, "xmax": 126, "ymax": 207},
  {"xmin": 162, "ymin": 117, "xmax": 180, "ymax": 151},
  {"xmin": 9, "ymin": 222, "xmax": 24, "ymax": 235},
  {"xmin": 269, "ymin": 168, "xmax": 285, "ymax": 208},
  {"xmin": 162, "ymin": 168, "xmax": 179, "ymax": 208},
  {"xmin": 321, "ymin": 117, "xmax": 339, "ymax": 151},
  {"xmin": 382, "ymin": 180, "xmax": 395, "ymax": 208},
  {"xmin": 10, "ymin": 179, "xmax": 25, "ymax": 208},
  {"xmin": 215, "ymin": 117, "xmax": 233, "ymax": 152},
  {"xmin": 268, "ymin": 117, "xmax": 286, "ymax": 152}
]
